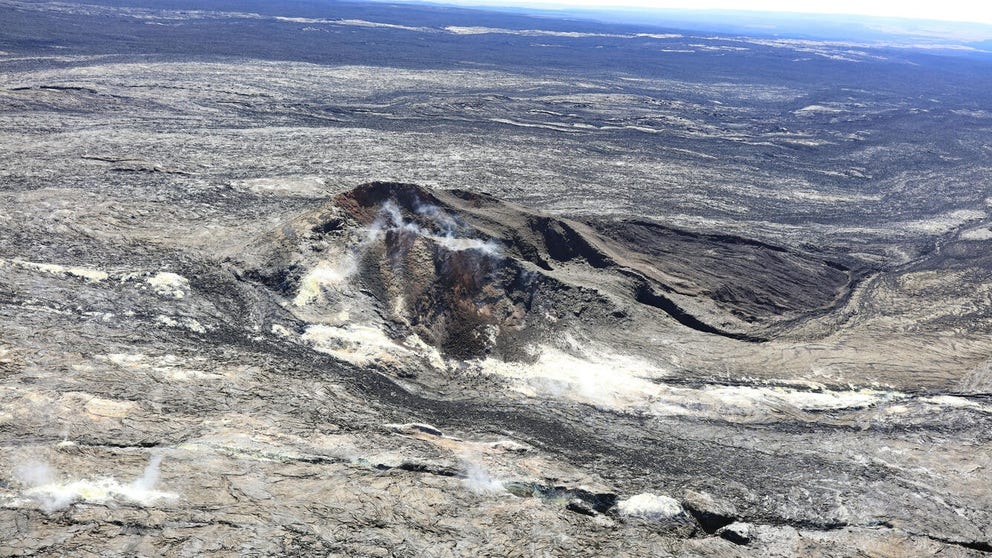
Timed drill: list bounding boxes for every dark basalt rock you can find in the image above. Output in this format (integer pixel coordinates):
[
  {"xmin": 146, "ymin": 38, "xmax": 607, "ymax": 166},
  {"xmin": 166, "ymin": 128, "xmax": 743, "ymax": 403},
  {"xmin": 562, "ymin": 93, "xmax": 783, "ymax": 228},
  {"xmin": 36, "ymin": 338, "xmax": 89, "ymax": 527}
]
[
  {"xmin": 681, "ymin": 489, "xmax": 738, "ymax": 534},
  {"xmin": 717, "ymin": 522, "xmax": 755, "ymax": 545},
  {"xmin": 504, "ymin": 481, "xmax": 618, "ymax": 514}
]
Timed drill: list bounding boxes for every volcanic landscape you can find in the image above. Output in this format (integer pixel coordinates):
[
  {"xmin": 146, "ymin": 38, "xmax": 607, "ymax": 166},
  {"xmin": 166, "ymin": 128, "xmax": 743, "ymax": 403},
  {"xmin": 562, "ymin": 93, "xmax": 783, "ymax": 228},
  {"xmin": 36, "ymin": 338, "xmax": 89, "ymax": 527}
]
[{"xmin": 1, "ymin": 0, "xmax": 992, "ymax": 556}]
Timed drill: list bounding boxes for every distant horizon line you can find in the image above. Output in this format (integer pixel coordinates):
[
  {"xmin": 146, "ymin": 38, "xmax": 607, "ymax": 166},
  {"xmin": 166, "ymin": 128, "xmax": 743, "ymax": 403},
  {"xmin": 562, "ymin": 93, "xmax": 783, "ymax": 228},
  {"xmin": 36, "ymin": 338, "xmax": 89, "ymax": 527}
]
[{"xmin": 362, "ymin": 0, "xmax": 992, "ymax": 29}]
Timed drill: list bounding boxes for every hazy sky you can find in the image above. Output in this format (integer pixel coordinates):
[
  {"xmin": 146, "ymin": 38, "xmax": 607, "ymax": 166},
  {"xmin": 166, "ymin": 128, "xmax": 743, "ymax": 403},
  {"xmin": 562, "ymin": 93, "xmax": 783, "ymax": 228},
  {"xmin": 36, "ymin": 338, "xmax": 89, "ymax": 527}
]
[{"xmin": 414, "ymin": 0, "xmax": 992, "ymax": 25}]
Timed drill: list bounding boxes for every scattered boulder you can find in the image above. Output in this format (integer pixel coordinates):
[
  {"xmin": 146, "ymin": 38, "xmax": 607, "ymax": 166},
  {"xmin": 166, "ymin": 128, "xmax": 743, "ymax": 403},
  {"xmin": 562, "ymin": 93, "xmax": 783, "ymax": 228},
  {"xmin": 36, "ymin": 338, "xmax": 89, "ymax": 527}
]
[
  {"xmin": 616, "ymin": 493, "xmax": 684, "ymax": 521},
  {"xmin": 615, "ymin": 492, "xmax": 698, "ymax": 536},
  {"xmin": 681, "ymin": 489, "xmax": 738, "ymax": 533},
  {"xmin": 716, "ymin": 522, "xmax": 755, "ymax": 545}
]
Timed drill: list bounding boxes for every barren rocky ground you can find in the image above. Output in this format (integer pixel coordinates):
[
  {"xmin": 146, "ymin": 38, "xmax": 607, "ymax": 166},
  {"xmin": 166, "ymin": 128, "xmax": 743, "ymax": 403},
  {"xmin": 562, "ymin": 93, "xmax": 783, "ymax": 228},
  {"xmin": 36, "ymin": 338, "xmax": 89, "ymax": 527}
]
[{"xmin": 1, "ymin": 0, "xmax": 992, "ymax": 556}]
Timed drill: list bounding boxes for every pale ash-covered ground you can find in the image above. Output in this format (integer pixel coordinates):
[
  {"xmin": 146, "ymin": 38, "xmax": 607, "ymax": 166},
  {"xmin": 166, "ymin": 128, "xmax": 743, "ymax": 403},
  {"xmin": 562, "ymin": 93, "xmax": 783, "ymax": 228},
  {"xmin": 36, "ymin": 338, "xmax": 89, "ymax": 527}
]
[{"xmin": 1, "ymin": 47, "xmax": 992, "ymax": 558}]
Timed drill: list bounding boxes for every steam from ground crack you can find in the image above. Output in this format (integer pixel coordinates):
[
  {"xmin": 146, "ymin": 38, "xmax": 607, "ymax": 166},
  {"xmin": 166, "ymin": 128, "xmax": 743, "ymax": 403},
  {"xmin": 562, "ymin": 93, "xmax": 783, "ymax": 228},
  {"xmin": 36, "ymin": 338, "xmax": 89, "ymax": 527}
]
[
  {"xmin": 369, "ymin": 199, "xmax": 500, "ymax": 256},
  {"xmin": 129, "ymin": 453, "xmax": 163, "ymax": 492},
  {"xmin": 14, "ymin": 453, "xmax": 177, "ymax": 512},
  {"xmin": 460, "ymin": 454, "xmax": 504, "ymax": 494},
  {"xmin": 14, "ymin": 460, "xmax": 55, "ymax": 488},
  {"xmin": 295, "ymin": 197, "xmax": 500, "ymax": 308}
]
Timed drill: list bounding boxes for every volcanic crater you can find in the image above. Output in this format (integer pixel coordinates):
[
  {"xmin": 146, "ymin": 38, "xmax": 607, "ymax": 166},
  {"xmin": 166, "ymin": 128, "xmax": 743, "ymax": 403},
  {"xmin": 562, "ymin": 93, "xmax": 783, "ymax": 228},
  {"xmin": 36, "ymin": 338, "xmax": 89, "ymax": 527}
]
[{"xmin": 241, "ymin": 181, "xmax": 860, "ymax": 366}]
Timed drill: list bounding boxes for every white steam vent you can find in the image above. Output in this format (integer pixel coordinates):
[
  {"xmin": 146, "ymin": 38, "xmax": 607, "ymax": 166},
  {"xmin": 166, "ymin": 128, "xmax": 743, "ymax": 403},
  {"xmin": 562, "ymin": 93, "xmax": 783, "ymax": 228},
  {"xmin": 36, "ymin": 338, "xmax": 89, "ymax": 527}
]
[
  {"xmin": 461, "ymin": 456, "xmax": 505, "ymax": 495},
  {"xmin": 15, "ymin": 454, "xmax": 177, "ymax": 512},
  {"xmin": 369, "ymin": 200, "xmax": 500, "ymax": 256}
]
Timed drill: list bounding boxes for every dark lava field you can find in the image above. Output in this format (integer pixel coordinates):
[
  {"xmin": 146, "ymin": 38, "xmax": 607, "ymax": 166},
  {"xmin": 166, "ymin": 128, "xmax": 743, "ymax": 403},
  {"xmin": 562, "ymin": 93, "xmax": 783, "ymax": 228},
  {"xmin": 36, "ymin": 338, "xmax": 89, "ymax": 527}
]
[{"xmin": 1, "ymin": 0, "xmax": 992, "ymax": 556}]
